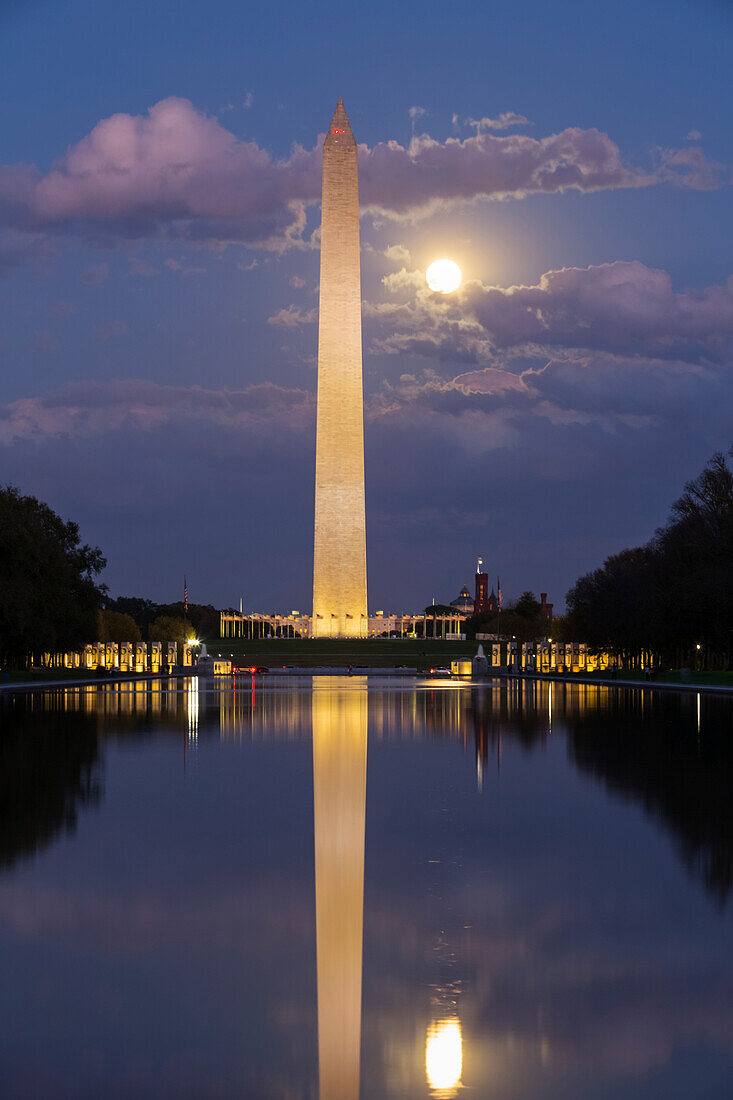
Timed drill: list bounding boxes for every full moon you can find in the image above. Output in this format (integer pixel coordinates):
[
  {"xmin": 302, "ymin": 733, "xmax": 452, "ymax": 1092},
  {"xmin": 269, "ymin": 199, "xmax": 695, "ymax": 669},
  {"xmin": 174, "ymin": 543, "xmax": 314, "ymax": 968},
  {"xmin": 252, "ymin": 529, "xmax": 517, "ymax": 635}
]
[{"xmin": 426, "ymin": 258, "xmax": 462, "ymax": 294}]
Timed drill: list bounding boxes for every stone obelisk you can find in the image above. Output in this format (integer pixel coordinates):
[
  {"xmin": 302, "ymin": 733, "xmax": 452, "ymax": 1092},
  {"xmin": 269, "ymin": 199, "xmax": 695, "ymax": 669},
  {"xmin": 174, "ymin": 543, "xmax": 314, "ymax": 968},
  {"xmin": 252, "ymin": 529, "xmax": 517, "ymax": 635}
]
[{"xmin": 312, "ymin": 99, "xmax": 368, "ymax": 638}]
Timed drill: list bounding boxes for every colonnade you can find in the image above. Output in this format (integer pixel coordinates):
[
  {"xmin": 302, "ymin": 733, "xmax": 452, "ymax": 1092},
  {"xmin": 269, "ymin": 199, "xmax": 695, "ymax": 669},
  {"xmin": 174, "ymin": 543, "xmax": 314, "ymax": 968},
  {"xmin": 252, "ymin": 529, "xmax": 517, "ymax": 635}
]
[
  {"xmin": 30, "ymin": 641, "xmax": 196, "ymax": 674},
  {"xmin": 453, "ymin": 641, "xmax": 621, "ymax": 675},
  {"xmin": 220, "ymin": 611, "xmax": 466, "ymax": 640}
]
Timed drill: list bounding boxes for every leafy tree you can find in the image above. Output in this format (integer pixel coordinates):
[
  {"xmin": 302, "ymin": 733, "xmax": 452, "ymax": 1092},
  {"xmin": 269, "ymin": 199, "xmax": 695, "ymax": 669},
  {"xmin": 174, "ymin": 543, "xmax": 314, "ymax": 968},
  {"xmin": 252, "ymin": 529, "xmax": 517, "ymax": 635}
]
[
  {"xmin": 160, "ymin": 601, "xmax": 220, "ymax": 639},
  {"xmin": 424, "ymin": 604, "xmax": 456, "ymax": 616},
  {"xmin": 97, "ymin": 609, "xmax": 141, "ymax": 643},
  {"xmin": 107, "ymin": 598, "xmax": 220, "ymax": 641},
  {"xmin": 148, "ymin": 615, "xmax": 196, "ymax": 645},
  {"xmin": 106, "ymin": 596, "xmax": 159, "ymax": 634},
  {"xmin": 547, "ymin": 614, "xmax": 570, "ymax": 642},
  {"xmin": 465, "ymin": 609, "xmax": 547, "ymax": 643},
  {"xmin": 515, "ymin": 591, "xmax": 541, "ymax": 620},
  {"xmin": 0, "ymin": 485, "xmax": 106, "ymax": 667}
]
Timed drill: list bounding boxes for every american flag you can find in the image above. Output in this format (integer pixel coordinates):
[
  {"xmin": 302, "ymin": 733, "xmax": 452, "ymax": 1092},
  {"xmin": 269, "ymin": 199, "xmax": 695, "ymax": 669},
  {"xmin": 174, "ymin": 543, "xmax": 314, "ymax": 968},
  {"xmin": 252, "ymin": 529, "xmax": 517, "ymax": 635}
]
[
  {"xmin": 184, "ymin": 574, "xmax": 188, "ymax": 615},
  {"xmin": 497, "ymin": 576, "xmax": 502, "ymax": 608}
]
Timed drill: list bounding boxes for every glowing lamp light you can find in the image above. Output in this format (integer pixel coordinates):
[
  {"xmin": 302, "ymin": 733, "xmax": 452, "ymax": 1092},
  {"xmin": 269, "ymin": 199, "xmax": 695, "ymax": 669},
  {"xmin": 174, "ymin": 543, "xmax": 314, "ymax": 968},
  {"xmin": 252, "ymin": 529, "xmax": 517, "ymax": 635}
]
[
  {"xmin": 426, "ymin": 1018, "xmax": 463, "ymax": 1095},
  {"xmin": 426, "ymin": 259, "xmax": 462, "ymax": 294}
]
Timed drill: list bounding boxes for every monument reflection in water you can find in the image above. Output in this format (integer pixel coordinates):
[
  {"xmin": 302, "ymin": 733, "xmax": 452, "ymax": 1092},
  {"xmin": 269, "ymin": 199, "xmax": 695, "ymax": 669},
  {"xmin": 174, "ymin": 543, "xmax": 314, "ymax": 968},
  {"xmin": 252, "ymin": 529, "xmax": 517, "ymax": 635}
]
[
  {"xmin": 312, "ymin": 680, "xmax": 367, "ymax": 1100},
  {"xmin": 311, "ymin": 678, "xmax": 462, "ymax": 1100},
  {"xmin": 3, "ymin": 677, "xmax": 733, "ymax": 1097}
]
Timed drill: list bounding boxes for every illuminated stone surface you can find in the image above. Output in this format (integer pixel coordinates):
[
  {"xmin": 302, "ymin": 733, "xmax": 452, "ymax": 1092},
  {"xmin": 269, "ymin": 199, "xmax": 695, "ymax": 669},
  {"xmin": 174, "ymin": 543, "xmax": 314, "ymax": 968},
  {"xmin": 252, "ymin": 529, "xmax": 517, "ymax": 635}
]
[{"xmin": 312, "ymin": 99, "xmax": 368, "ymax": 637}]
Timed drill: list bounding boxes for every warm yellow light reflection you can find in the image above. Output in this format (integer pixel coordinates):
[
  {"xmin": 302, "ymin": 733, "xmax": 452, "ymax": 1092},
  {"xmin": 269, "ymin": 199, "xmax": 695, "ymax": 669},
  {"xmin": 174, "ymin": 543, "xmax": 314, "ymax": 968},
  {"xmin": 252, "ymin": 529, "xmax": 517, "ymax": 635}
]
[
  {"xmin": 314, "ymin": 679, "xmax": 368, "ymax": 1100},
  {"xmin": 426, "ymin": 259, "xmax": 462, "ymax": 294},
  {"xmin": 426, "ymin": 1018, "xmax": 463, "ymax": 1095}
]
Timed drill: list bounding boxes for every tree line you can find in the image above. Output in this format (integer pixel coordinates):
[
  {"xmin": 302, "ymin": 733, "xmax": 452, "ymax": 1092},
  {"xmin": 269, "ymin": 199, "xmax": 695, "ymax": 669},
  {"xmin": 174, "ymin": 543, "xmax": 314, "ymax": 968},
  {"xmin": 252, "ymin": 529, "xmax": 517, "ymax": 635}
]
[
  {"xmin": 462, "ymin": 590, "xmax": 553, "ymax": 642},
  {"xmin": 100, "ymin": 597, "xmax": 220, "ymax": 647},
  {"xmin": 565, "ymin": 448, "xmax": 733, "ymax": 669},
  {"xmin": 0, "ymin": 486, "xmax": 105, "ymax": 668}
]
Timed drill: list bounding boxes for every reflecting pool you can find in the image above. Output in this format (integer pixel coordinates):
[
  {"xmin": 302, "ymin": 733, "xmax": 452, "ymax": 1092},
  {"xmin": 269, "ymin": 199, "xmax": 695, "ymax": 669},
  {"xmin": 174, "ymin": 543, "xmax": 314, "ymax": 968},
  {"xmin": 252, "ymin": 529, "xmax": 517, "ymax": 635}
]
[{"xmin": 1, "ymin": 676, "xmax": 732, "ymax": 1098}]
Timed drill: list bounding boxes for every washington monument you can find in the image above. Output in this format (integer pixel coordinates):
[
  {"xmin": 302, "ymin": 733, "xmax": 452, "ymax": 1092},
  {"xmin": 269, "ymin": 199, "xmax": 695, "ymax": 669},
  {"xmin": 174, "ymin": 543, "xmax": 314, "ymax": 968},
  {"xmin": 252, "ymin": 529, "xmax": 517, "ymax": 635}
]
[{"xmin": 312, "ymin": 99, "xmax": 368, "ymax": 638}]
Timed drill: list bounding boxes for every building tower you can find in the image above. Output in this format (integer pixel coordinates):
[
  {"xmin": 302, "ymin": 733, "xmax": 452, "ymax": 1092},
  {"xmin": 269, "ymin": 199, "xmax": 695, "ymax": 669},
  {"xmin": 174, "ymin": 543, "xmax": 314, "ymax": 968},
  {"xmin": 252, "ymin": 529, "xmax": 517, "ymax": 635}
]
[
  {"xmin": 474, "ymin": 569, "xmax": 489, "ymax": 617},
  {"xmin": 312, "ymin": 99, "xmax": 368, "ymax": 638}
]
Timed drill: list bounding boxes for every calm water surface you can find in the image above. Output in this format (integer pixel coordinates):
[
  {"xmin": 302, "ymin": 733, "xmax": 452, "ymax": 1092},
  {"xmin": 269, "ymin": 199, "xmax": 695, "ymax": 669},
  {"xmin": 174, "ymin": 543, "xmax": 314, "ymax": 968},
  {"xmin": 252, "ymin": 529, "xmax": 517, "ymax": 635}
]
[{"xmin": 1, "ymin": 676, "xmax": 732, "ymax": 1099}]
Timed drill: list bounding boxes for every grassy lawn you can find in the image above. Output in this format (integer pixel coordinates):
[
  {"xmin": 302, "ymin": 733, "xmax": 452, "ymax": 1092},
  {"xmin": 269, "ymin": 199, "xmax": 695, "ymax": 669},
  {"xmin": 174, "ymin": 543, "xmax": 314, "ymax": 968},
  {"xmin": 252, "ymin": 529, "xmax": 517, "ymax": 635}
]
[
  {"xmin": 2, "ymin": 667, "xmax": 94, "ymax": 684},
  {"xmin": 665, "ymin": 669, "xmax": 733, "ymax": 687},
  {"xmin": 210, "ymin": 637, "xmax": 472, "ymax": 669},
  {"xmin": 208, "ymin": 640, "xmax": 733, "ymax": 683}
]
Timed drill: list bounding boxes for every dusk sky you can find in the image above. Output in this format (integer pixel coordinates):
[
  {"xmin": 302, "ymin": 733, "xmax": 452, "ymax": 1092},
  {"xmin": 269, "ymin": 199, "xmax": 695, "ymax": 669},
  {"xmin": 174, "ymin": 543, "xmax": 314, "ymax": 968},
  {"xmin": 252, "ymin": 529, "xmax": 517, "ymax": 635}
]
[{"xmin": 1, "ymin": 0, "xmax": 731, "ymax": 613}]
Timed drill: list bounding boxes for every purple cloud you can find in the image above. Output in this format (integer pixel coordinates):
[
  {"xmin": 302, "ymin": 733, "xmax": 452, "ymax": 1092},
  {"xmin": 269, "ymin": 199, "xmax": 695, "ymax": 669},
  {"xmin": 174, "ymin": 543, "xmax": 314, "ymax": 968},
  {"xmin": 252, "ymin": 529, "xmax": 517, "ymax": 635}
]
[
  {"xmin": 267, "ymin": 304, "xmax": 317, "ymax": 327},
  {"xmin": 0, "ymin": 97, "xmax": 317, "ymax": 251},
  {"xmin": 658, "ymin": 144, "xmax": 725, "ymax": 190},
  {"xmin": 0, "ymin": 378, "xmax": 315, "ymax": 443},
  {"xmin": 359, "ymin": 128, "xmax": 656, "ymax": 219},
  {"xmin": 10, "ymin": 260, "xmax": 727, "ymax": 457},
  {"xmin": 370, "ymin": 260, "xmax": 733, "ymax": 363},
  {"xmin": 0, "ymin": 96, "xmax": 723, "ymax": 269},
  {"xmin": 465, "ymin": 111, "xmax": 531, "ymax": 131}
]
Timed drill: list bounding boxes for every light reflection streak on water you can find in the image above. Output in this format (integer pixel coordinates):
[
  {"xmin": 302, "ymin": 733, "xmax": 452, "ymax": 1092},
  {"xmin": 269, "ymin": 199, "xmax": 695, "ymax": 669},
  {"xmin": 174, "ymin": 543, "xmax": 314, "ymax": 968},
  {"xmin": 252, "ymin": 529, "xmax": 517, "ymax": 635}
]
[
  {"xmin": 426, "ymin": 1017, "xmax": 463, "ymax": 1095},
  {"xmin": 313, "ymin": 677, "xmax": 367, "ymax": 1100},
  {"xmin": 186, "ymin": 677, "xmax": 199, "ymax": 740}
]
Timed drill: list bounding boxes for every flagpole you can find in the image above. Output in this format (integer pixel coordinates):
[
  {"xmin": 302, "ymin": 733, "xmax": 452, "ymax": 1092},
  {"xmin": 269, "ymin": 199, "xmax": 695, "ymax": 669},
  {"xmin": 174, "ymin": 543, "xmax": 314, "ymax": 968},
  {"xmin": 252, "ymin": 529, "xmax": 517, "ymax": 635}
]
[{"xmin": 497, "ymin": 575, "xmax": 501, "ymax": 650}]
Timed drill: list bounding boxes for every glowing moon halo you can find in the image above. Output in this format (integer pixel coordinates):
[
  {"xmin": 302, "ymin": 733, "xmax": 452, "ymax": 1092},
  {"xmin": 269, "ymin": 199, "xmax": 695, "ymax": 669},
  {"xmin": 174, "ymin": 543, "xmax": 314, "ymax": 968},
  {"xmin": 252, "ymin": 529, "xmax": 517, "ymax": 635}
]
[{"xmin": 426, "ymin": 259, "xmax": 462, "ymax": 294}]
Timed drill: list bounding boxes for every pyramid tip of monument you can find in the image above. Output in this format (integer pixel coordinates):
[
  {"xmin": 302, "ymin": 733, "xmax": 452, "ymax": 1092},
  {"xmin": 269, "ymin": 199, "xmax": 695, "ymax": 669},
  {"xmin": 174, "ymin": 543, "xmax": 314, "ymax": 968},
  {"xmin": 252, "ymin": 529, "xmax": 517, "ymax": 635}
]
[{"xmin": 325, "ymin": 98, "xmax": 356, "ymax": 147}]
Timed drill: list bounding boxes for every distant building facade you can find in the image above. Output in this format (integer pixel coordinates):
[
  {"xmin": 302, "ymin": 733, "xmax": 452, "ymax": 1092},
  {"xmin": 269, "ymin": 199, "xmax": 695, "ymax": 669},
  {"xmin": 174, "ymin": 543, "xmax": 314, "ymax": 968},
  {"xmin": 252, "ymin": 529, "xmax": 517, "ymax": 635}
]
[{"xmin": 450, "ymin": 586, "xmax": 474, "ymax": 614}]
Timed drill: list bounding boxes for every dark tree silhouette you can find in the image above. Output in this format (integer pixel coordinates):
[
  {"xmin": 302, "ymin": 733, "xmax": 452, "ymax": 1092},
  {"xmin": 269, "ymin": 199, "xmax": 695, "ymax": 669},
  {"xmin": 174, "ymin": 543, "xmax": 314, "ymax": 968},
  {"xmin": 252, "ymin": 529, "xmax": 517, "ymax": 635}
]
[
  {"xmin": 0, "ymin": 486, "xmax": 106, "ymax": 666},
  {"xmin": 563, "ymin": 690, "xmax": 733, "ymax": 904},
  {"xmin": 0, "ymin": 695, "xmax": 102, "ymax": 868},
  {"xmin": 107, "ymin": 597, "xmax": 220, "ymax": 641},
  {"xmin": 566, "ymin": 448, "xmax": 733, "ymax": 667},
  {"xmin": 515, "ymin": 591, "xmax": 541, "ymax": 620}
]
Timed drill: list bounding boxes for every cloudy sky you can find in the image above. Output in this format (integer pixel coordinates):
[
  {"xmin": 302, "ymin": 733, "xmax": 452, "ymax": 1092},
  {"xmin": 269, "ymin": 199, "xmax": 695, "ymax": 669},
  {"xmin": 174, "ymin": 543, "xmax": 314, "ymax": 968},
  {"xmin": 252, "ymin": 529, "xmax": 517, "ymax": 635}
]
[{"xmin": 1, "ymin": 0, "xmax": 731, "ymax": 612}]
